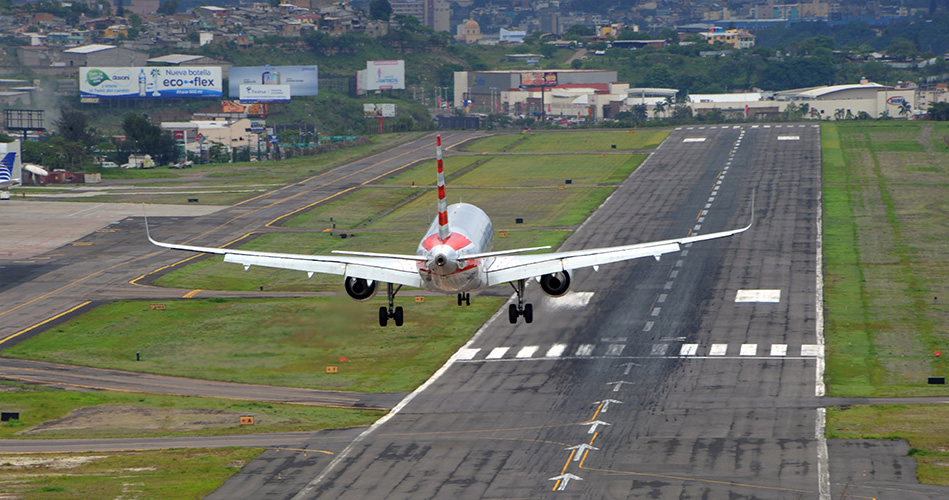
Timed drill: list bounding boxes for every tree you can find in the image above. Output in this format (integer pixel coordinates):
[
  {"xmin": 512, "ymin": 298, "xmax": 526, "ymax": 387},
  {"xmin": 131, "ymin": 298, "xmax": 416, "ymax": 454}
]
[
  {"xmin": 157, "ymin": 0, "xmax": 177, "ymax": 15},
  {"xmin": 653, "ymin": 101, "xmax": 666, "ymax": 118},
  {"xmin": 927, "ymin": 102, "xmax": 949, "ymax": 120},
  {"xmin": 369, "ymin": 0, "xmax": 392, "ymax": 21},
  {"xmin": 54, "ymin": 108, "xmax": 96, "ymax": 147},
  {"xmin": 122, "ymin": 114, "xmax": 178, "ymax": 165},
  {"xmin": 898, "ymin": 101, "xmax": 912, "ymax": 118}
]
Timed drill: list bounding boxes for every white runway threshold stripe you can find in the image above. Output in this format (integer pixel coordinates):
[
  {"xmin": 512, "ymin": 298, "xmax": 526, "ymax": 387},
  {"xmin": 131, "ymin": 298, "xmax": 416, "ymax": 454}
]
[
  {"xmin": 456, "ymin": 343, "xmax": 826, "ymax": 361},
  {"xmin": 735, "ymin": 289, "xmax": 782, "ymax": 302},
  {"xmin": 683, "ymin": 137, "xmax": 707, "ymax": 143}
]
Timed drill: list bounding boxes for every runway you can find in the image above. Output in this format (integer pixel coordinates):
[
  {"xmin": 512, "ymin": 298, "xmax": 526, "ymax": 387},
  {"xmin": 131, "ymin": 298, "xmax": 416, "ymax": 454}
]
[
  {"xmin": 210, "ymin": 125, "xmax": 947, "ymax": 499},
  {"xmin": 2, "ymin": 127, "xmax": 947, "ymax": 499}
]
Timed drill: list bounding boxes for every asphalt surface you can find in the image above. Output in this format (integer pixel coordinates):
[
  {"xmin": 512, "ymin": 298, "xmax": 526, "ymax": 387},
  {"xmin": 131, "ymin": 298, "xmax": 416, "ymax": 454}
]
[
  {"xmin": 213, "ymin": 125, "xmax": 948, "ymax": 500},
  {"xmin": 2, "ymin": 127, "xmax": 948, "ymax": 500}
]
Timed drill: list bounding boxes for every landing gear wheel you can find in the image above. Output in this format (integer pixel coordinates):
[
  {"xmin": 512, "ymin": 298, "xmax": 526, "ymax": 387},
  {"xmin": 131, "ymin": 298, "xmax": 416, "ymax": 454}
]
[
  {"xmin": 523, "ymin": 303, "xmax": 533, "ymax": 324},
  {"xmin": 457, "ymin": 293, "xmax": 463, "ymax": 306},
  {"xmin": 465, "ymin": 293, "xmax": 471, "ymax": 306},
  {"xmin": 457, "ymin": 293, "xmax": 471, "ymax": 306},
  {"xmin": 394, "ymin": 306, "xmax": 404, "ymax": 327},
  {"xmin": 509, "ymin": 304, "xmax": 518, "ymax": 324},
  {"xmin": 379, "ymin": 306, "xmax": 389, "ymax": 327}
]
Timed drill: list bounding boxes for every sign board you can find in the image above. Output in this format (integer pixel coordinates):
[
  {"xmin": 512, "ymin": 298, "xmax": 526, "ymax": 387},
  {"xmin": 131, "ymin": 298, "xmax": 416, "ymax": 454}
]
[
  {"xmin": 229, "ymin": 65, "xmax": 319, "ymax": 97},
  {"xmin": 239, "ymin": 84, "xmax": 291, "ymax": 103},
  {"xmin": 248, "ymin": 120, "xmax": 266, "ymax": 132},
  {"xmin": 363, "ymin": 103, "xmax": 396, "ymax": 118},
  {"xmin": 80, "ymin": 67, "xmax": 223, "ymax": 98},
  {"xmin": 365, "ymin": 60, "xmax": 405, "ymax": 91},
  {"xmin": 520, "ymin": 71, "xmax": 558, "ymax": 87}
]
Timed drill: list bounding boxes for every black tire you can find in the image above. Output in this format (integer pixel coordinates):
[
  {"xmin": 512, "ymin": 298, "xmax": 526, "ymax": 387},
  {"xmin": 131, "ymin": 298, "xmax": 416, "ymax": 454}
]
[
  {"xmin": 394, "ymin": 306, "xmax": 404, "ymax": 327},
  {"xmin": 457, "ymin": 294, "xmax": 463, "ymax": 306},
  {"xmin": 509, "ymin": 304, "xmax": 519, "ymax": 324},
  {"xmin": 465, "ymin": 293, "xmax": 471, "ymax": 306},
  {"xmin": 379, "ymin": 306, "xmax": 388, "ymax": 327},
  {"xmin": 523, "ymin": 303, "xmax": 533, "ymax": 324}
]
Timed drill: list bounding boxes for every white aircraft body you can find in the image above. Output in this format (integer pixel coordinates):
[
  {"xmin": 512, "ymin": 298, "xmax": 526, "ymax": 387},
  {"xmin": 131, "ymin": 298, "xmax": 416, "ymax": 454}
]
[
  {"xmin": 148, "ymin": 135, "xmax": 751, "ymax": 326},
  {"xmin": 0, "ymin": 152, "xmax": 21, "ymax": 189}
]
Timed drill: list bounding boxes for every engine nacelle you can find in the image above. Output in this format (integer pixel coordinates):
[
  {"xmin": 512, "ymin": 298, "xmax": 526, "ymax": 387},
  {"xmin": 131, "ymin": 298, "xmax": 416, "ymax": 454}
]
[
  {"xmin": 539, "ymin": 271, "xmax": 571, "ymax": 297},
  {"xmin": 344, "ymin": 277, "xmax": 377, "ymax": 301}
]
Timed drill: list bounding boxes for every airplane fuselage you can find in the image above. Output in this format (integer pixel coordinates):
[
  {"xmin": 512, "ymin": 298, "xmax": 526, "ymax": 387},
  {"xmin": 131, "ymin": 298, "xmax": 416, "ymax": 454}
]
[{"xmin": 416, "ymin": 202, "xmax": 493, "ymax": 294}]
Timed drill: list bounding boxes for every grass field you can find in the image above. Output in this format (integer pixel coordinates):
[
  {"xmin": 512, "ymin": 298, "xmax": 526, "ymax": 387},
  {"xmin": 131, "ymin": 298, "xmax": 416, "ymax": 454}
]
[
  {"xmin": 827, "ymin": 405, "xmax": 949, "ymax": 486},
  {"xmin": 0, "ymin": 448, "xmax": 261, "ymax": 500},
  {"xmin": 0, "ymin": 381, "xmax": 382, "ymax": 440},
  {"xmin": 822, "ymin": 121, "xmax": 949, "ymax": 397},
  {"xmin": 3, "ymin": 297, "xmax": 506, "ymax": 392},
  {"xmin": 822, "ymin": 120, "xmax": 949, "ymax": 485},
  {"xmin": 37, "ymin": 133, "xmax": 423, "ymax": 205}
]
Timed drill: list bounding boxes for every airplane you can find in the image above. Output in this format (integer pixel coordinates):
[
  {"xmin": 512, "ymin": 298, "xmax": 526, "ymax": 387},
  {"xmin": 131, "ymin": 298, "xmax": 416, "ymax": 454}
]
[
  {"xmin": 0, "ymin": 152, "xmax": 20, "ymax": 189},
  {"xmin": 147, "ymin": 135, "xmax": 752, "ymax": 327}
]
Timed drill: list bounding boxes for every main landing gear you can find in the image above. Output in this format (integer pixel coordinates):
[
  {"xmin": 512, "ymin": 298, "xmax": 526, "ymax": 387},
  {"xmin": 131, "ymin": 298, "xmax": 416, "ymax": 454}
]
[
  {"xmin": 508, "ymin": 279, "xmax": 533, "ymax": 324},
  {"xmin": 379, "ymin": 283, "xmax": 404, "ymax": 327},
  {"xmin": 457, "ymin": 292, "xmax": 470, "ymax": 306}
]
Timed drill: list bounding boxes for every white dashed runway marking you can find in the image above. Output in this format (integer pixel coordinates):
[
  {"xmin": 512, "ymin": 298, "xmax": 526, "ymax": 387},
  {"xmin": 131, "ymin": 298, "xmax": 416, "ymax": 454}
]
[{"xmin": 458, "ymin": 343, "xmax": 823, "ymax": 361}]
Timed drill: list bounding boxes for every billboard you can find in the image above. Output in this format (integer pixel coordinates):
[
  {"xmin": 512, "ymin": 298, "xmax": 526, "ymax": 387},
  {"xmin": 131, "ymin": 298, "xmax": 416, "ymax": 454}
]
[
  {"xmin": 520, "ymin": 71, "xmax": 558, "ymax": 87},
  {"xmin": 363, "ymin": 103, "xmax": 396, "ymax": 118},
  {"xmin": 365, "ymin": 60, "xmax": 405, "ymax": 91},
  {"xmin": 239, "ymin": 84, "xmax": 291, "ymax": 103},
  {"xmin": 229, "ymin": 66, "xmax": 319, "ymax": 97},
  {"xmin": 80, "ymin": 67, "xmax": 222, "ymax": 98}
]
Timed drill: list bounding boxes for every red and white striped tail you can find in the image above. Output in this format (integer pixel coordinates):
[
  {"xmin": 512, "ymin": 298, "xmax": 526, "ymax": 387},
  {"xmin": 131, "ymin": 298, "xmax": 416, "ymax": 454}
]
[{"xmin": 436, "ymin": 135, "xmax": 449, "ymax": 241}]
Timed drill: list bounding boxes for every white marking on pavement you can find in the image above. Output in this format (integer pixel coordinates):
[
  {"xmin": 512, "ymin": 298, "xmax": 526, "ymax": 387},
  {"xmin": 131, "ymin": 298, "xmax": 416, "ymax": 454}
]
[
  {"xmin": 516, "ymin": 346, "xmax": 539, "ymax": 358},
  {"xmin": 651, "ymin": 307, "xmax": 661, "ymax": 316},
  {"xmin": 545, "ymin": 291, "xmax": 594, "ymax": 309},
  {"xmin": 679, "ymin": 344, "xmax": 698, "ymax": 356},
  {"xmin": 802, "ymin": 344, "xmax": 824, "ymax": 357},
  {"xmin": 740, "ymin": 344, "xmax": 758, "ymax": 356},
  {"xmin": 606, "ymin": 344, "xmax": 626, "ymax": 356},
  {"xmin": 456, "ymin": 348, "xmax": 481, "ymax": 360},
  {"xmin": 575, "ymin": 344, "xmax": 594, "ymax": 356},
  {"xmin": 545, "ymin": 344, "xmax": 566, "ymax": 358},
  {"xmin": 735, "ymin": 289, "xmax": 781, "ymax": 302},
  {"xmin": 770, "ymin": 344, "xmax": 788, "ymax": 356},
  {"xmin": 643, "ymin": 321, "xmax": 655, "ymax": 332},
  {"xmin": 651, "ymin": 344, "xmax": 668, "ymax": 356},
  {"xmin": 709, "ymin": 344, "xmax": 728, "ymax": 356},
  {"xmin": 487, "ymin": 347, "xmax": 510, "ymax": 359}
]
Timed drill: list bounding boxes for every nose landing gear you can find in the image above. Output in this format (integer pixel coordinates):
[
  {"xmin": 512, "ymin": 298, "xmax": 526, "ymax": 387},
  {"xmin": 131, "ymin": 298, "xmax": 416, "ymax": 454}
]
[{"xmin": 457, "ymin": 292, "xmax": 470, "ymax": 306}]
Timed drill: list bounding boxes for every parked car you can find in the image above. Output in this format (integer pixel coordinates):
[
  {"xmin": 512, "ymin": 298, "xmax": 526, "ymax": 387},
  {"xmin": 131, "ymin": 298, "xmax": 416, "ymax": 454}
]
[{"xmin": 99, "ymin": 161, "xmax": 119, "ymax": 169}]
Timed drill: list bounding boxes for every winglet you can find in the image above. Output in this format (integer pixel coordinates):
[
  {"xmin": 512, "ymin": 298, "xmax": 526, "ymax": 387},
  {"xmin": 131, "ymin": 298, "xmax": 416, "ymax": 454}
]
[
  {"xmin": 436, "ymin": 135, "xmax": 450, "ymax": 241},
  {"xmin": 142, "ymin": 204, "xmax": 157, "ymax": 244}
]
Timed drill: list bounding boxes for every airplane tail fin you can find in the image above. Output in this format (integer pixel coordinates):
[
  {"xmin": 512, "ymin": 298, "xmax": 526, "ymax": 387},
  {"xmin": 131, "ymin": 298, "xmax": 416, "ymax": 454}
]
[
  {"xmin": 0, "ymin": 153, "xmax": 14, "ymax": 183},
  {"xmin": 436, "ymin": 135, "xmax": 449, "ymax": 241}
]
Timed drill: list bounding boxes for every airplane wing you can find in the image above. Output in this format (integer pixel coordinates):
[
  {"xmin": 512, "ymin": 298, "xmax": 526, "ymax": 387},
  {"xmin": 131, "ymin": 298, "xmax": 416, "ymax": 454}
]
[
  {"xmin": 485, "ymin": 218, "xmax": 751, "ymax": 286},
  {"xmin": 145, "ymin": 219, "xmax": 425, "ymax": 288}
]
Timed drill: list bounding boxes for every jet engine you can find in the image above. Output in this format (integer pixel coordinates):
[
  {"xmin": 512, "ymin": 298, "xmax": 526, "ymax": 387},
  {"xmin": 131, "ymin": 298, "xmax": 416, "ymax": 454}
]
[
  {"xmin": 344, "ymin": 277, "xmax": 377, "ymax": 301},
  {"xmin": 539, "ymin": 271, "xmax": 571, "ymax": 297}
]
